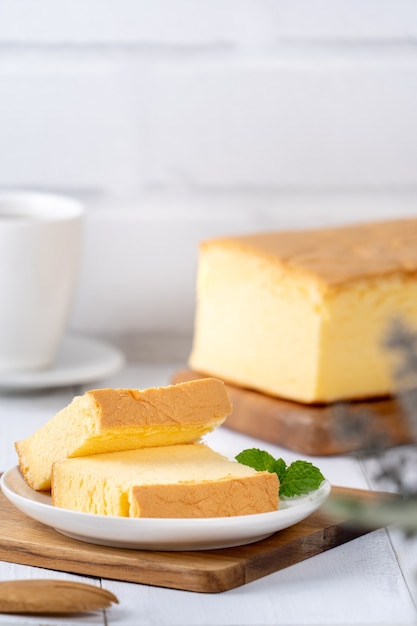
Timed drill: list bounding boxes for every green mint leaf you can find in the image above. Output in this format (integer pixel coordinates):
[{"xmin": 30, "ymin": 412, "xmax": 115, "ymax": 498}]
[
  {"xmin": 273, "ymin": 458, "xmax": 287, "ymax": 484},
  {"xmin": 235, "ymin": 449, "xmax": 325, "ymax": 497},
  {"xmin": 235, "ymin": 448, "xmax": 277, "ymax": 473},
  {"xmin": 279, "ymin": 460, "xmax": 325, "ymax": 497}
]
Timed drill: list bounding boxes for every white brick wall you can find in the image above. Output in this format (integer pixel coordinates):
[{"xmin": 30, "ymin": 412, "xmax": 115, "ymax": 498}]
[
  {"xmin": 1, "ymin": 1, "xmax": 417, "ymax": 358},
  {"xmin": 143, "ymin": 56, "xmax": 417, "ymax": 188}
]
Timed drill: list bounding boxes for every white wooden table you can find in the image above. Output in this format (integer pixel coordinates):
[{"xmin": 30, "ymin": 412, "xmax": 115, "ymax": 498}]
[{"xmin": 0, "ymin": 362, "xmax": 416, "ymax": 625}]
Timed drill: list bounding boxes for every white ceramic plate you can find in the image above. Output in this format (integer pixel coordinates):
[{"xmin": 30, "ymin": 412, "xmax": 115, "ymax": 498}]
[
  {"xmin": 0, "ymin": 335, "xmax": 125, "ymax": 390},
  {"xmin": 1, "ymin": 467, "xmax": 331, "ymax": 551}
]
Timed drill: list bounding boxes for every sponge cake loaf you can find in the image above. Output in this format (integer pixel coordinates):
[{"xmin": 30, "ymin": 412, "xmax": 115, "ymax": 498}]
[
  {"xmin": 189, "ymin": 218, "xmax": 417, "ymax": 404},
  {"xmin": 51, "ymin": 443, "xmax": 279, "ymax": 518},
  {"xmin": 16, "ymin": 378, "xmax": 232, "ymax": 491}
]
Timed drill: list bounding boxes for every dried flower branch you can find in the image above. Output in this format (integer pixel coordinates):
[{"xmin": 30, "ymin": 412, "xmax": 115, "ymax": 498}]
[{"xmin": 327, "ymin": 317, "xmax": 417, "ymax": 532}]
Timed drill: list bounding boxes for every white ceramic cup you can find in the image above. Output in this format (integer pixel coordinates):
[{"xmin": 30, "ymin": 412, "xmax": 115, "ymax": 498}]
[{"xmin": 0, "ymin": 191, "xmax": 84, "ymax": 372}]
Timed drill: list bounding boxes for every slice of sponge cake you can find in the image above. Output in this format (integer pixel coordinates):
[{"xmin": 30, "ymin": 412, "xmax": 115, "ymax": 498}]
[
  {"xmin": 189, "ymin": 218, "xmax": 417, "ymax": 404},
  {"xmin": 51, "ymin": 443, "xmax": 279, "ymax": 518},
  {"xmin": 15, "ymin": 379, "xmax": 232, "ymax": 491}
]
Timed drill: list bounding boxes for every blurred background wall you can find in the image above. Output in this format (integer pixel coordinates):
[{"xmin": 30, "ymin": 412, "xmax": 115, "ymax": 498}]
[{"xmin": 1, "ymin": 0, "xmax": 417, "ymax": 360}]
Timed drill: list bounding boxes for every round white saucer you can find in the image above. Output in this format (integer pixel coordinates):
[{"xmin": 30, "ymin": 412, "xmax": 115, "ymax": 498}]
[
  {"xmin": 1, "ymin": 468, "xmax": 331, "ymax": 551},
  {"xmin": 0, "ymin": 335, "xmax": 125, "ymax": 390}
]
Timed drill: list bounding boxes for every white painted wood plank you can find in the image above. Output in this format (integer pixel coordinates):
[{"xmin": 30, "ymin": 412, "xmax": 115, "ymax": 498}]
[
  {"xmin": 102, "ymin": 531, "xmax": 416, "ymax": 625},
  {"xmin": 360, "ymin": 446, "xmax": 417, "ymax": 610}
]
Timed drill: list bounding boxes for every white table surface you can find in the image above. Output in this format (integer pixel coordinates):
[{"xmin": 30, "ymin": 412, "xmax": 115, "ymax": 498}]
[{"xmin": 0, "ymin": 362, "xmax": 416, "ymax": 626}]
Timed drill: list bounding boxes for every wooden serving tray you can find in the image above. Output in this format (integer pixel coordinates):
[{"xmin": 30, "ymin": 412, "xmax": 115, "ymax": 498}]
[
  {"xmin": 171, "ymin": 369, "xmax": 412, "ymax": 455},
  {"xmin": 0, "ymin": 486, "xmax": 385, "ymax": 593}
]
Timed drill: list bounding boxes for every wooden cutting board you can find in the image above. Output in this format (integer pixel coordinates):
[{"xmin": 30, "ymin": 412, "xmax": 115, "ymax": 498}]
[
  {"xmin": 171, "ymin": 369, "xmax": 413, "ymax": 455},
  {"xmin": 0, "ymin": 486, "xmax": 386, "ymax": 593}
]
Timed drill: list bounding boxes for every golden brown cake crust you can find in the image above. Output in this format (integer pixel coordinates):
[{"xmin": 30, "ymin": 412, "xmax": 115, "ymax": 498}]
[
  {"xmin": 87, "ymin": 378, "xmax": 232, "ymax": 428},
  {"xmin": 51, "ymin": 444, "xmax": 279, "ymax": 518},
  {"xmin": 130, "ymin": 472, "xmax": 279, "ymax": 518},
  {"xmin": 14, "ymin": 378, "xmax": 232, "ymax": 492},
  {"xmin": 202, "ymin": 217, "xmax": 417, "ymax": 288}
]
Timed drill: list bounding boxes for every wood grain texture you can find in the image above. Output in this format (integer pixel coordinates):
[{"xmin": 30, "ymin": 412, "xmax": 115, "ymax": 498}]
[
  {"xmin": 171, "ymin": 369, "xmax": 412, "ymax": 455},
  {"xmin": 0, "ymin": 486, "xmax": 385, "ymax": 593},
  {"xmin": 0, "ymin": 580, "xmax": 118, "ymax": 613}
]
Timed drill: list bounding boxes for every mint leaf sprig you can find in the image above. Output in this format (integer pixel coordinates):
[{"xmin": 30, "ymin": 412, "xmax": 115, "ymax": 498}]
[{"xmin": 235, "ymin": 448, "xmax": 325, "ymax": 497}]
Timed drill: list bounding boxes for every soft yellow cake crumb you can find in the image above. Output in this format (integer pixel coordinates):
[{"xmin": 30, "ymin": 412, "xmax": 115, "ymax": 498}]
[
  {"xmin": 15, "ymin": 378, "xmax": 232, "ymax": 491},
  {"xmin": 51, "ymin": 444, "xmax": 279, "ymax": 518},
  {"xmin": 189, "ymin": 218, "xmax": 417, "ymax": 403}
]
